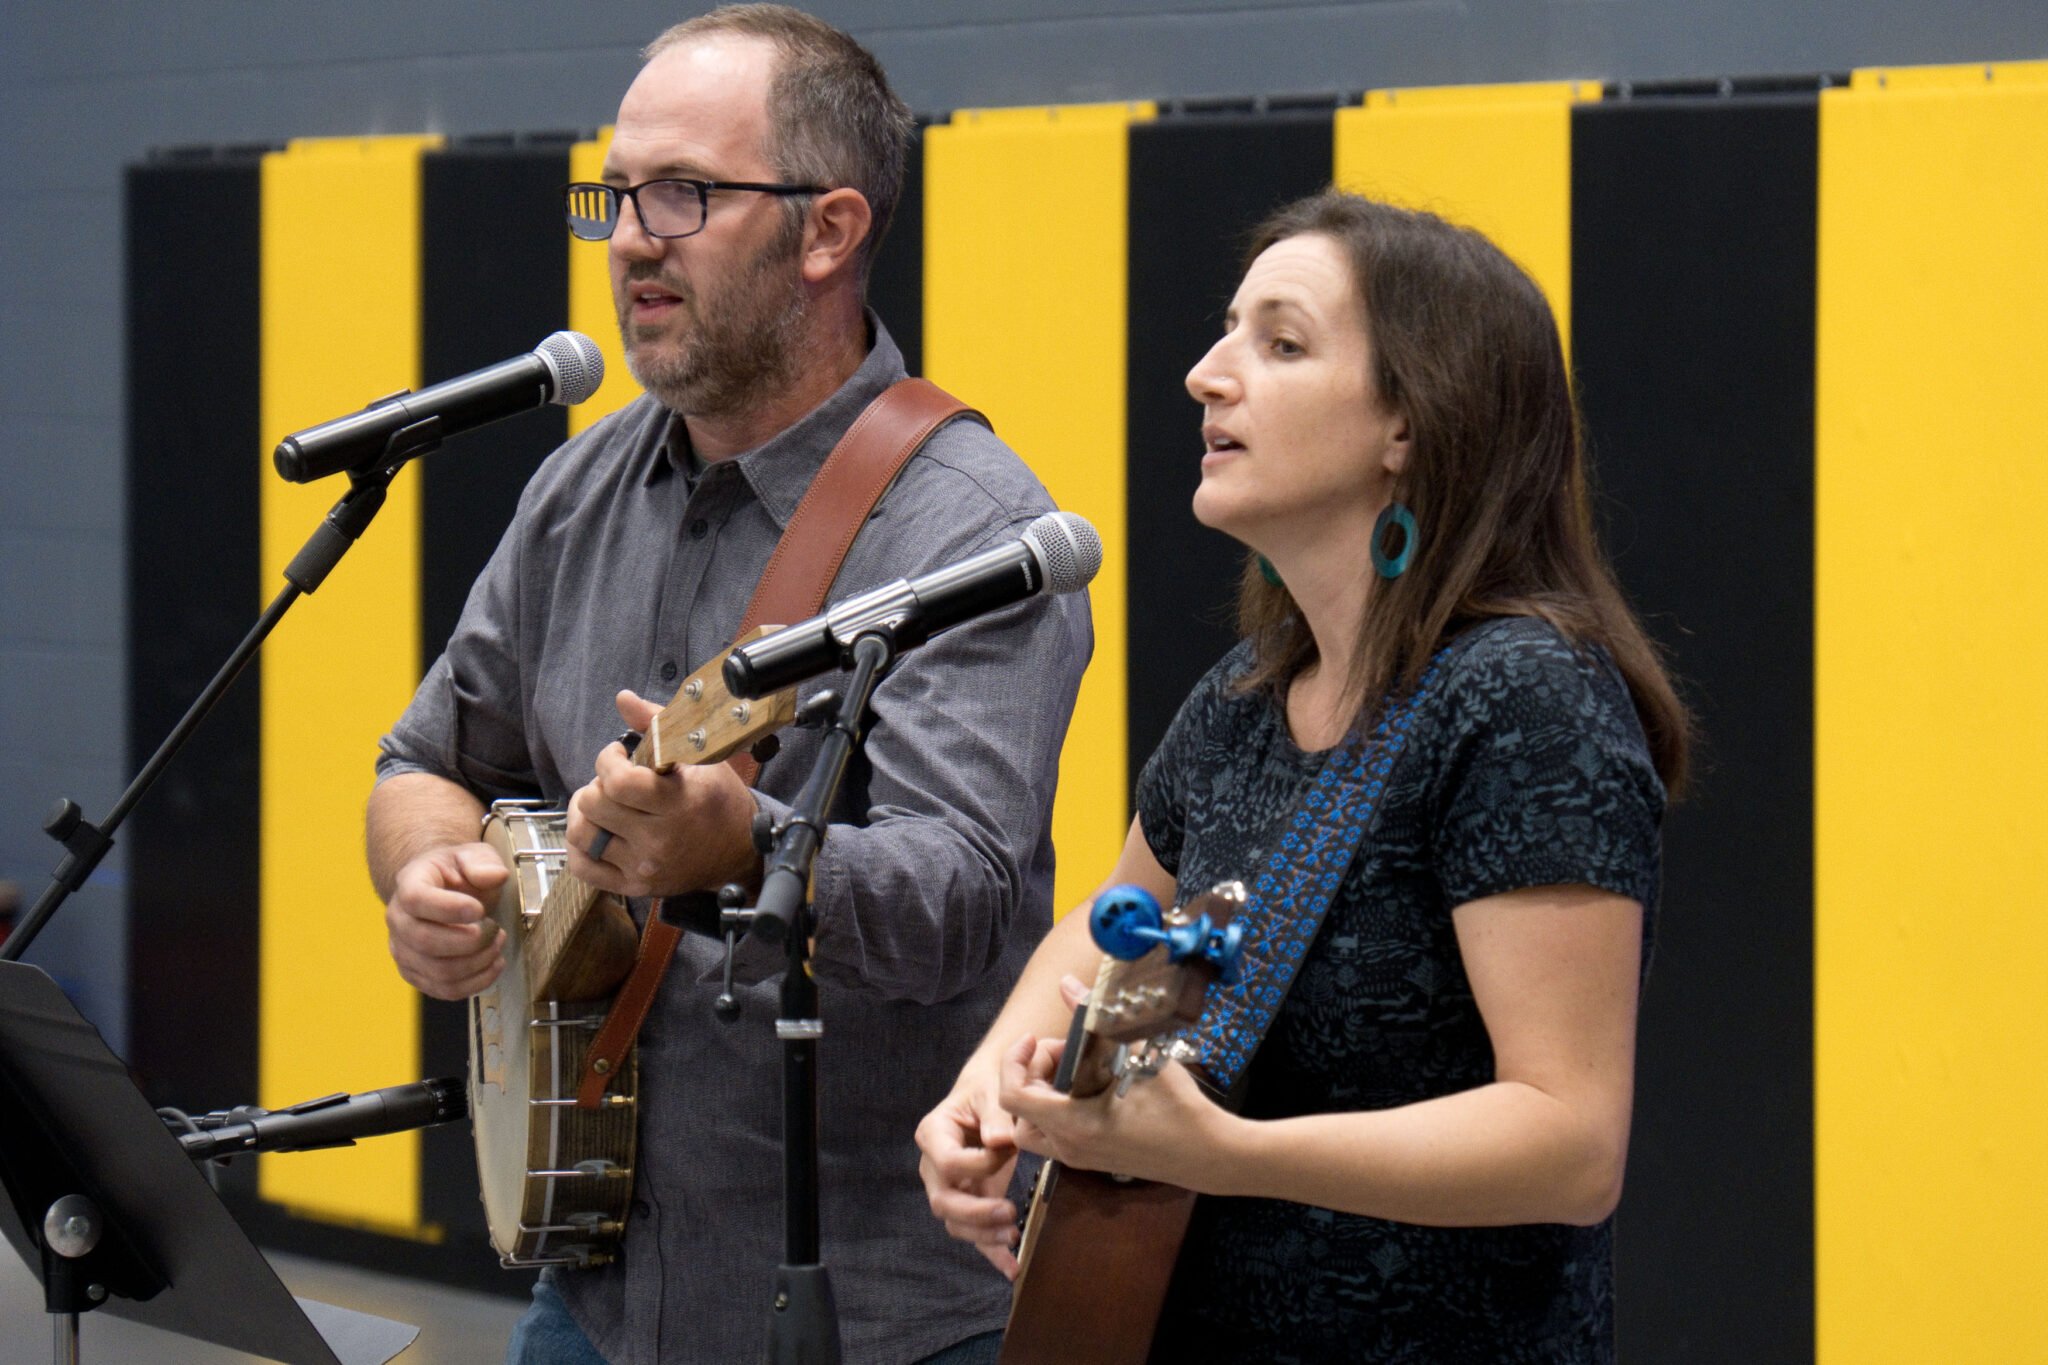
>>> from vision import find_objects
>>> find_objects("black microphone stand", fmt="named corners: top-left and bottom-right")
top-left (725, 631), bottom-right (896, 1365)
top-left (0, 420), bottom-right (443, 965)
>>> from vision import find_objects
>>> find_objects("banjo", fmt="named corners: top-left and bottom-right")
top-left (468, 633), bottom-right (795, 1268)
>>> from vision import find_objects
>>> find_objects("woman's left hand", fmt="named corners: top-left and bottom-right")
top-left (998, 1032), bottom-right (1238, 1192)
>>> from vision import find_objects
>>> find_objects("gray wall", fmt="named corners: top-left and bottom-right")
top-left (1, 0), bottom-right (2042, 1047)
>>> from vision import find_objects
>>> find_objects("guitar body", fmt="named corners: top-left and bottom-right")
top-left (464, 634), bottom-right (796, 1269)
top-left (470, 804), bottom-right (639, 1269)
top-left (997, 880), bottom-right (1245, 1365)
top-left (1000, 1164), bottom-right (1196, 1365)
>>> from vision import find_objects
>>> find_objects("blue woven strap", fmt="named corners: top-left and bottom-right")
top-left (1193, 652), bottom-right (1445, 1097)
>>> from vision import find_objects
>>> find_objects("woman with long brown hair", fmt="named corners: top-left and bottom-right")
top-left (916, 189), bottom-right (1687, 1362)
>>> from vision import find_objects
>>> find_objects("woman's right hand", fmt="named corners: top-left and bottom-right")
top-left (917, 1053), bottom-right (1025, 1278)
top-left (918, 973), bottom-right (1095, 1279)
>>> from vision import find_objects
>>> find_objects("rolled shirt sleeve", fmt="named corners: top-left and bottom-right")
top-left (376, 505), bottom-right (541, 802)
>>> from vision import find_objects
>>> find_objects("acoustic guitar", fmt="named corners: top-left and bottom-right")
top-left (467, 632), bottom-right (795, 1267)
top-left (999, 880), bottom-right (1245, 1365)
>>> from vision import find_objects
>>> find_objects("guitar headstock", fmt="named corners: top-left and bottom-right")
top-left (1066, 880), bottom-right (1245, 1100)
top-left (644, 626), bottom-right (799, 770)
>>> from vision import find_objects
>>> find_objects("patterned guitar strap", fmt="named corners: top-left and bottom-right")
top-left (1193, 648), bottom-right (1449, 1103)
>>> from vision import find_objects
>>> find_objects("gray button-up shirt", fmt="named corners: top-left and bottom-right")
top-left (378, 322), bottom-right (1091, 1364)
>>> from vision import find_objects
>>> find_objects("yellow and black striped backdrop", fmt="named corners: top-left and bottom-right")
top-left (123, 61), bottom-right (2048, 1360)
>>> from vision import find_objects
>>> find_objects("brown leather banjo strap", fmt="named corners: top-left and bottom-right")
top-left (575, 378), bottom-right (985, 1107)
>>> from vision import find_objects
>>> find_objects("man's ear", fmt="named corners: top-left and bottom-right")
top-left (801, 187), bottom-right (873, 284)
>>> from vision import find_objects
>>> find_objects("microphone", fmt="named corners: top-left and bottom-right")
top-left (175, 1078), bottom-right (467, 1161)
top-left (723, 511), bottom-right (1102, 699)
top-left (273, 330), bottom-right (605, 483)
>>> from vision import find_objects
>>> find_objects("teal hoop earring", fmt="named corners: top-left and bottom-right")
top-left (1257, 555), bottom-right (1284, 588)
top-left (1372, 502), bottom-right (1417, 579)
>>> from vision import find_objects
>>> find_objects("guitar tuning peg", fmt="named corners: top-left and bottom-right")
top-left (1203, 920), bottom-right (1247, 984)
top-left (1089, 885), bottom-right (1166, 962)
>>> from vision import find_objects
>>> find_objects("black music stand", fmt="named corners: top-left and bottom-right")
top-left (0, 960), bottom-right (418, 1365)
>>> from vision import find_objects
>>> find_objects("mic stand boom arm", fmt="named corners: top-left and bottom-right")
top-left (1, 422), bottom-right (440, 964)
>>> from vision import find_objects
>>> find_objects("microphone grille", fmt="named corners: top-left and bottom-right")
top-left (1023, 512), bottom-right (1103, 595)
top-left (534, 331), bottom-right (605, 405)
top-left (425, 1076), bottom-right (469, 1123)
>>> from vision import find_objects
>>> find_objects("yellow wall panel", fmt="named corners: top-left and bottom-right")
top-left (1334, 81), bottom-right (1595, 342)
top-left (1849, 60), bottom-right (2048, 93)
top-left (1816, 68), bottom-right (2048, 1363)
top-left (567, 127), bottom-right (646, 433)
top-left (259, 135), bottom-right (440, 1237)
top-left (925, 102), bottom-right (1151, 915)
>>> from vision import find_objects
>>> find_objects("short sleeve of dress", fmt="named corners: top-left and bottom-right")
top-left (1431, 619), bottom-right (1665, 910)
top-left (1135, 642), bottom-right (1258, 877)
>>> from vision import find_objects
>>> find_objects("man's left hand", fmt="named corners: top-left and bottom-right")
top-left (565, 688), bottom-right (759, 897)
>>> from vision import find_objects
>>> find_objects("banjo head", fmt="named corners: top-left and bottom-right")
top-left (470, 804), bottom-right (636, 1268)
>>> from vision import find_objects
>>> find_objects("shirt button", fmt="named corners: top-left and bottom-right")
top-left (632, 1199), bottom-right (652, 1219)
top-left (659, 660), bottom-right (678, 682)
top-left (690, 518), bottom-right (709, 539)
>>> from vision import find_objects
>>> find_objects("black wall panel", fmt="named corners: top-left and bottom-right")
top-left (123, 156), bottom-right (267, 1117)
top-left (868, 123), bottom-right (926, 378)
top-left (419, 141), bottom-right (573, 665)
top-left (1572, 92), bottom-right (1819, 1363)
top-left (1124, 109), bottom-right (1335, 787)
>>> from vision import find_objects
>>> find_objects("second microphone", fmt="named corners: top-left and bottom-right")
top-left (724, 511), bottom-right (1102, 699)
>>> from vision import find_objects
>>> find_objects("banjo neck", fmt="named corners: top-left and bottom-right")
top-left (523, 632), bottom-right (796, 1001)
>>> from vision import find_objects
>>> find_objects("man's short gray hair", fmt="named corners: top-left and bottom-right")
top-left (645, 5), bottom-right (914, 285)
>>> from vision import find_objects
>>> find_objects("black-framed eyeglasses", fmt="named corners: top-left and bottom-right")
top-left (563, 178), bottom-right (826, 241)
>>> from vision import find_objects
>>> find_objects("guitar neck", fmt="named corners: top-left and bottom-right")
top-left (1063, 957), bottom-right (1130, 1100)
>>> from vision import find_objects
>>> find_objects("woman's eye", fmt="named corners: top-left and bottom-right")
top-left (1271, 336), bottom-right (1303, 357)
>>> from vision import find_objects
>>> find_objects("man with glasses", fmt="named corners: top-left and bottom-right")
top-left (368, 8), bottom-right (1089, 1363)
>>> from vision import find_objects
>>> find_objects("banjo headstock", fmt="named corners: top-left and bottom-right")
top-left (644, 626), bottom-right (798, 770)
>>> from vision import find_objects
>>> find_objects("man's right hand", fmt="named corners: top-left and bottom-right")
top-left (384, 842), bottom-right (511, 1000)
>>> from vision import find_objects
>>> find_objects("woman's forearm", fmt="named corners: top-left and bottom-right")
top-left (1200, 1078), bottom-right (1629, 1228)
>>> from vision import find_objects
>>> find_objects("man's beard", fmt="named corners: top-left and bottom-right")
top-left (619, 218), bottom-right (809, 419)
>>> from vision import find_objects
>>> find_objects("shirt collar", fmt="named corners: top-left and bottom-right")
top-left (651, 312), bottom-right (908, 528)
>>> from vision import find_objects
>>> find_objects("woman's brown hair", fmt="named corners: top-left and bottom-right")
top-left (1233, 190), bottom-right (1691, 792)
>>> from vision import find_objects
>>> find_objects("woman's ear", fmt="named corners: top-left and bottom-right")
top-left (1380, 407), bottom-right (1413, 479)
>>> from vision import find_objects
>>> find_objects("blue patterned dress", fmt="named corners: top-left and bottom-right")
top-left (1139, 617), bottom-right (1665, 1363)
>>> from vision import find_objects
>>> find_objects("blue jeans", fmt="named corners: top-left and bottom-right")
top-left (505, 1275), bottom-right (1003, 1365)
top-left (505, 1274), bottom-right (608, 1365)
